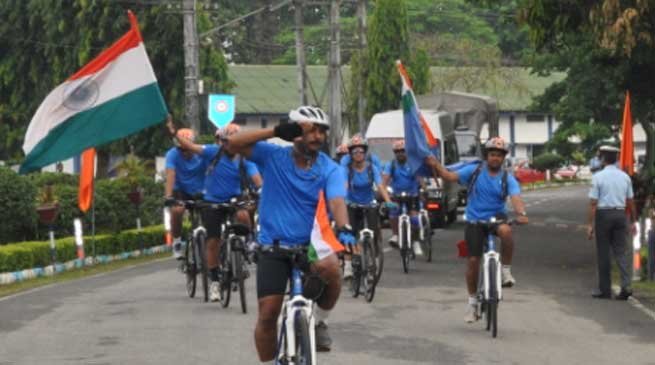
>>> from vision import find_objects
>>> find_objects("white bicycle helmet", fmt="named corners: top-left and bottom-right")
top-left (484, 136), bottom-right (509, 154)
top-left (288, 106), bottom-right (330, 129)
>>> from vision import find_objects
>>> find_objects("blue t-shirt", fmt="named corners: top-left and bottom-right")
top-left (165, 147), bottom-right (207, 195)
top-left (340, 153), bottom-right (382, 170)
top-left (249, 142), bottom-right (346, 246)
top-left (346, 163), bottom-right (382, 205)
top-left (383, 160), bottom-right (419, 195)
top-left (200, 145), bottom-right (259, 203)
top-left (458, 163), bottom-right (520, 220)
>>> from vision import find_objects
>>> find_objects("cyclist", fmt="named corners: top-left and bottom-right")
top-left (425, 136), bottom-right (528, 323)
top-left (225, 106), bottom-right (355, 363)
top-left (164, 127), bottom-right (208, 259)
top-left (169, 122), bottom-right (262, 302)
top-left (339, 133), bottom-right (383, 170)
top-left (343, 134), bottom-right (395, 279)
top-left (381, 139), bottom-right (424, 256)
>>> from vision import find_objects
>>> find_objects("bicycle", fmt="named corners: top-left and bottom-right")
top-left (395, 192), bottom-right (416, 274)
top-left (468, 217), bottom-right (515, 338)
top-left (417, 190), bottom-right (433, 262)
top-left (347, 202), bottom-right (383, 303)
top-left (165, 198), bottom-right (211, 302)
top-left (265, 245), bottom-right (321, 365)
top-left (212, 199), bottom-right (252, 314)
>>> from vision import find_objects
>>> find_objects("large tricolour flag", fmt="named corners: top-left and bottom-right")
top-left (20, 11), bottom-right (167, 174)
top-left (396, 60), bottom-right (439, 176)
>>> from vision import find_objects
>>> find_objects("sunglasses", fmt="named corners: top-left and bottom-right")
top-left (351, 148), bottom-right (366, 155)
top-left (393, 149), bottom-right (406, 154)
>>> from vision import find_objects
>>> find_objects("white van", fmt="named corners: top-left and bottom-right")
top-left (365, 109), bottom-right (462, 227)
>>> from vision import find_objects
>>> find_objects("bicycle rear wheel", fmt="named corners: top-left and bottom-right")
top-left (362, 236), bottom-right (377, 303)
top-left (232, 248), bottom-right (247, 314)
top-left (195, 231), bottom-right (209, 302)
top-left (294, 311), bottom-right (313, 365)
top-left (400, 220), bottom-right (410, 274)
top-left (220, 243), bottom-right (231, 308)
top-left (184, 235), bottom-right (197, 298)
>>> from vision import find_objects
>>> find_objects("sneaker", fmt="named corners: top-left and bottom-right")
top-left (172, 240), bottom-right (184, 260)
top-left (412, 241), bottom-right (424, 256)
top-left (315, 321), bottom-right (332, 352)
top-left (465, 303), bottom-right (479, 323)
top-left (388, 235), bottom-right (399, 249)
top-left (209, 281), bottom-right (221, 302)
top-left (615, 288), bottom-right (633, 301)
top-left (502, 267), bottom-right (516, 288)
top-left (343, 261), bottom-right (353, 279)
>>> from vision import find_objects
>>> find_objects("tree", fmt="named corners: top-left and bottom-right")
top-left (0, 0), bottom-right (233, 166)
top-left (513, 1), bottom-right (655, 183)
top-left (365, 0), bottom-right (410, 118)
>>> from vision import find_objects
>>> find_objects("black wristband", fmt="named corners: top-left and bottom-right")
top-left (274, 123), bottom-right (303, 141)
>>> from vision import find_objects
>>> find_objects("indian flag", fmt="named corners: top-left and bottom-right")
top-left (308, 191), bottom-right (344, 261)
top-left (20, 11), bottom-right (168, 174)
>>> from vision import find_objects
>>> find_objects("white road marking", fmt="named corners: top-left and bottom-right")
top-left (613, 285), bottom-right (655, 322)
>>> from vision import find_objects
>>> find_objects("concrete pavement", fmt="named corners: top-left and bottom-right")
top-left (1, 185), bottom-right (654, 364)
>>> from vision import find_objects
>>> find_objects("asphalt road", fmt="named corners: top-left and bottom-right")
top-left (1, 185), bottom-right (654, 365)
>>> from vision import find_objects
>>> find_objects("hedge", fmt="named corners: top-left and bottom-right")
top-left (0, 225), bottom-right (167, 273)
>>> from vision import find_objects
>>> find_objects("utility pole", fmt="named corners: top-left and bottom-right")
top-left (328, 0), bottom-right (342, 153)
top-left (293, 0), bottom-right (308, 105)
top-left (183, 0), bottom-right (200, 133)
top-left (356, 0), bottom-right (367, 135)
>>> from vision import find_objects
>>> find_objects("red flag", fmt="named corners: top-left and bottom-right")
top-left (78, 148), bottom-right (96, 212)
top-left (619, 91), bottom-right (634, 176)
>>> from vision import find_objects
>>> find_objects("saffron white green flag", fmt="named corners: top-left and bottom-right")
top-left (20, 11), bottom-right (167, 174)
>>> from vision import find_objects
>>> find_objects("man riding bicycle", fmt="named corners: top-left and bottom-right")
top-left (343, 134), bottom-right (394, 279)
top-left (425, 136), bottom-right (528, 323)
top-left (164, 126), bottom-right (208, 259)
top-left (381, 139), bottom-right (424, 256)
top-left (226, 106), bottom-right (355, 363)
top-left (170, 122), bottom-right (263, 302)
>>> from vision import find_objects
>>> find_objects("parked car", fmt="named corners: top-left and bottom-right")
top-left (554, 165), bottom-right (579, 180)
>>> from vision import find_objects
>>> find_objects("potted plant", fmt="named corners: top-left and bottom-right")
top-left (116, 153), bottom-right (152, 206)
top-left (36, 183), bottom-right (59, 225)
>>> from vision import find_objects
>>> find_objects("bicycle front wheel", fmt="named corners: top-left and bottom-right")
top-left (195, 231), bottom-right (209, 303)
top-left (219, 243), bottom-right (231, 308)
top-left (232, 248), bottom-right (247, 314)
top-left (350, 255), bottom-right (362, 298)
top-left (294, 311), bottom-right (313, 365)
top-left (487, 259), bottom-right (499, 337)
top-left (422, 215), bottom-right (433, 262)
top-left (184, 235), bottom-right (197, 298)
top-left (400, 220), bottom-right (410, 274)
top-left (362, 236), bottom-right (377, 303)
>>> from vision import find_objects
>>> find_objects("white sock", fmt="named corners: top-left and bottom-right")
top-left (468, 295), bottom-right (477, 305)
top-left (173, 237), bottom-right (182, 244)
top-left (503, 265), bottom-right (511, 271)
top-left (344, 260), bottom-right (352, 271)
top-left (314, 306), bottom-right (330, 324)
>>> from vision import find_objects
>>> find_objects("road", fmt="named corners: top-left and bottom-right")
top-left (1, 185), bottom-right (654, 364)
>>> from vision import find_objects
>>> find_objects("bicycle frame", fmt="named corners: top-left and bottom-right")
top-left (398, 198), bottom-right (412, 251)
top-left (417, 198), bottom-right (430, 241)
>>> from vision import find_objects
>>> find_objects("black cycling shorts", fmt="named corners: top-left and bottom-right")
top-left (464, 224), bottom-right (491, 258)
top-left (256, 249), bottom-right (295, 298)
top-left (201, 207), bottom-right (229, 240)
top-left (173, 190), bottom-right (194, 201)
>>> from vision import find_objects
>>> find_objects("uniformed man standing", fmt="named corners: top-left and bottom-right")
top-left (586, 145), bottom-right (637, 300)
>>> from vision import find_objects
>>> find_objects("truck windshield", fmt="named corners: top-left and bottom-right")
top-left (455, 133), bottom-right (479, 158)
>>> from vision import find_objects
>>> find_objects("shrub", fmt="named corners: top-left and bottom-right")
top-left (0, 167), bottom-right (37, 244)
top-left (532, 153), bottom-right (565, 172)
top-left (0, 225), bottom-right (168, 272)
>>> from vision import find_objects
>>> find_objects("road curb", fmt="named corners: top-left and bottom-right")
top-left (521, 180), bottom-right (590, 192)
top-left (613, 285), bottom-right (655, 322)
top-left (0, 244), bottom-right (171, 285)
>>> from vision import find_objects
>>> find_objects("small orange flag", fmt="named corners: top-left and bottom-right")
top-left (78, 148), bottom-right (96, 212)
top-left (619, 91), bottom-right (634, 176)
